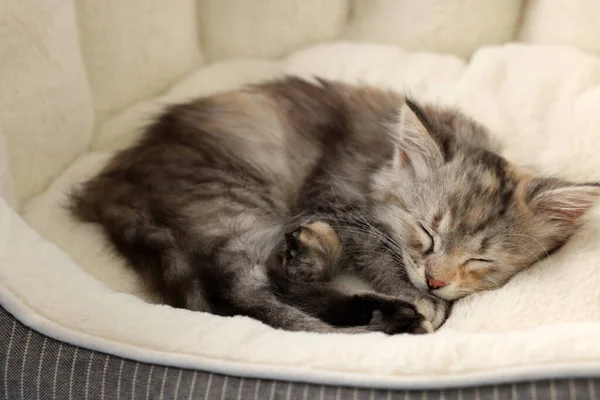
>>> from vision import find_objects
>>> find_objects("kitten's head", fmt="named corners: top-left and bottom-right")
top-left (371, 100), bottom-right (600, 301)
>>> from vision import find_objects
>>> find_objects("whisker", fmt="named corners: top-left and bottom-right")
top-left (504, 233), bottom-right (554, 272)
top-left (505, 233), bottom-right (550, 260)
top-left (505, 241), bottom-right (543, 266)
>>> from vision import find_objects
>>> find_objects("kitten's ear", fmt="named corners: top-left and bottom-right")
top-left (391, 101), bottom-right (444, 178)
top-left (524, 180), bottom-right (600, 224)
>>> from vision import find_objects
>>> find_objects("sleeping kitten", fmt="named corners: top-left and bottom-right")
top-left (70, 77), bottom-right (599, 334)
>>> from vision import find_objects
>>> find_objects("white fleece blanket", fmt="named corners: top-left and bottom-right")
top-left (3, 42), bottom-right (600, 389)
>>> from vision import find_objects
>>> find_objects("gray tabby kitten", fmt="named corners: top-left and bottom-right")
top-left (70, 77), bottom-right (599, 334)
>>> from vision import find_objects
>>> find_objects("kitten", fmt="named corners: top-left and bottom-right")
top-left (70, 77), bottom-right (599, 334)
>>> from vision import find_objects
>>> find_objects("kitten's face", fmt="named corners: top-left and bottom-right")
top-left (371, 102), bottom-right (599, 301)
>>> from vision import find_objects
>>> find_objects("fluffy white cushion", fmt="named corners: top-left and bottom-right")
top-left (76, 0), bottom-right (203, 123)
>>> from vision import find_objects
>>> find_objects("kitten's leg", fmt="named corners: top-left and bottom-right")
top-left (213, 241), bottom-right (429, 334)
top-left (273, 279), bottom-right (431, 334)
top-left (284, 218), bottom-right (450, 329)
top-left (279, 218), bottom-right (441, 331)
top-left (232, 283), bottom-right (429, 334)
top-left (352, 254), bottom-right (452, 330)
top-left (274, 222), bottom-right (431, 334)
top-left (290, 216), bottom-right (450, 329)
top-left (218, 260), bottom-right (424, 334)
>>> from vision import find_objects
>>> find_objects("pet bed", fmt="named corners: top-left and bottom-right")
top-left (2, 1), bottom-right (600, 398)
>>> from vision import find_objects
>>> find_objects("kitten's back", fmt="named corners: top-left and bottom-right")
top-left (69, 77), bottom-right (401, 311)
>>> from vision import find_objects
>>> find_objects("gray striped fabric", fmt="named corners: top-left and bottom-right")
top-left (1, 306), bottom-right (599, 400)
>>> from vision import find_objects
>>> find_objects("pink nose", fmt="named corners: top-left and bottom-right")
top-left (426, 275), bottom-right (447, 290)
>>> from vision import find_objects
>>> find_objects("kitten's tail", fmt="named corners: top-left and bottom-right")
top-left (68, 177), bottom-right (210, 312)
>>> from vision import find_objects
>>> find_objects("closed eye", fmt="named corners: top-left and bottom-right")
top-left (418, 223), bottom-right (434, 255)
top-left (469, 258), bottom-right (492, 263)
top-left (466, 258), bottom-right (493, 269)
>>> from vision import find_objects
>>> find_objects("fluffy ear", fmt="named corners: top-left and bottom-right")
top-left (525, 180), bottom-right (600, 224)
top-left (391, 101), bottom-right (444, 178)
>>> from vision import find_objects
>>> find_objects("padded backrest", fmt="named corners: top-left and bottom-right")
top-left (0, 0), bottom-right (94, 204)
top-left (344, 0), bottom-right (523, 58)
top-left (519, 0), bottom-right (600, 55)
top-left (6, 0), bottom-right (600, 206)
top-left (75, 0), bottom-right (203, 123)
top-left (200, 0), bottom-right (349, 61)
top-left (0, 127), bottom-right (16, 208)
top-left (199, 0), bottom-right (524, 61)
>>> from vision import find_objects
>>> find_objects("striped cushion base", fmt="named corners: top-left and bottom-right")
top-left (1, 306), bottom-right (598, 399)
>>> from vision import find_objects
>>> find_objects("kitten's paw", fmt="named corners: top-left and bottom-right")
top-left (282, 221), bottom-right (341, 282)
top-left (413, 295), bottom-right (450, 330)
top-left (353, 294), bottom-right (430, 335)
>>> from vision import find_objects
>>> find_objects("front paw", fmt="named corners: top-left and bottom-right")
top-left (351, 294), bottom-right (431, 335)
top-left (413, 295), bottom-right (450, 330)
